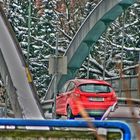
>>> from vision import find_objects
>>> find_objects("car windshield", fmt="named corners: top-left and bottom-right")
top-left (80, 84), bottom-right (112, 93)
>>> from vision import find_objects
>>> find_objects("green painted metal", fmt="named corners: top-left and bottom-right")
top-left (57, 0), bottom-right (136, 90)
top-left (84, 21), bottom-right (106, 42)
top-left (101, 5), bottom-right (124, 23)
top-left (68, 42), bottom-right (89, 68)
top-left (119, 0), bottom-right (136, 7)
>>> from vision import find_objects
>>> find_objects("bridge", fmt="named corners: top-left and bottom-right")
top-left (43, 0), bottom-right (137, 101)
top-left (0, 0), bottom-right (138, 120)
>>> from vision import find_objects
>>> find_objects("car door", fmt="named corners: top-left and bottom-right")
top-left (56, 81), bottom-right (69, 115)
top-left (65, 81), bottom-right (75, 104)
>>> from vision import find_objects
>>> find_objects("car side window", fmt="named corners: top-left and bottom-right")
top-left (60, 82), bottom-right (69, 93)
top-left (66, 82), bottom-right (75, 92)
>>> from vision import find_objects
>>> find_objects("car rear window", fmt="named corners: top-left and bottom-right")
top-left (79, 84), bottom-right (112, 93)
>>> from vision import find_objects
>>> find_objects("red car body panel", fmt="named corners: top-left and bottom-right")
top-left (56, 79), bottom-right (117, 117)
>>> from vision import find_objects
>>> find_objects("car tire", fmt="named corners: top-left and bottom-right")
top-left (67, 106), bottom-right (74, 119)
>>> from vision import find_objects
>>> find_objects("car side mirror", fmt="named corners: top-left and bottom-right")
top-left (57, 91), bottom-right (60, 96)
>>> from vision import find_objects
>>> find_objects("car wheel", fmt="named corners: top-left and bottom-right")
top-left (67, 106), bottom-right (74, 119)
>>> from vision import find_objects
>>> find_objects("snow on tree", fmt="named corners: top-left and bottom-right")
top-left (78, 1), bottom-right (140, 79)
top-left (2, 0), bottom-right (140, 98)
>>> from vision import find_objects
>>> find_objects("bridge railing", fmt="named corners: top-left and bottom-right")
top-left (106, 75), bottom-right (139, 99)
top-left (0, 118), bottom-right (132, 140)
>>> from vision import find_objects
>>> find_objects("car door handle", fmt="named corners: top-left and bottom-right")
top-left (66, 92), bottom-right (71, 96)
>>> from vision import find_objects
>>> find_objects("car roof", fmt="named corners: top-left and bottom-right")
top-left (69, 79), bottom-right (111, 86)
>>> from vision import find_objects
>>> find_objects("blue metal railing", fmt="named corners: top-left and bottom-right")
top-left (0, 118), bottom-right (131, 140)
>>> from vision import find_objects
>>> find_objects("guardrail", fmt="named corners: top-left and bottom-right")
top-left (106, 75), bottom-right (139, 99)
top-left (0, 118), bottom-right (131, 140)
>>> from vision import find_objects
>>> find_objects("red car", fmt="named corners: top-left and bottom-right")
top-left (55, 79), bottom-right (117, 119)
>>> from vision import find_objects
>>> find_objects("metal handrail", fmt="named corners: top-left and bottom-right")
top-left (0, 118), bottom-right (131, 140)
